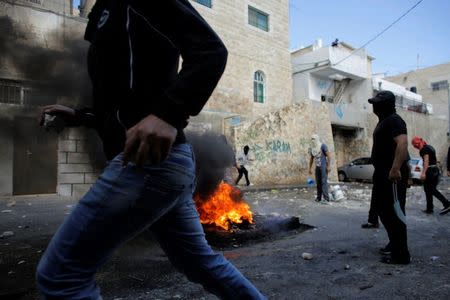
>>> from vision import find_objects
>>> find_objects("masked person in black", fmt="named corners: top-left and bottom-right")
top-left (36, 1), bottom-right (266, 299)
top-left (369, 91), bottom-right (411, 264)
top-left (411, 136), bottom-right (450, 215)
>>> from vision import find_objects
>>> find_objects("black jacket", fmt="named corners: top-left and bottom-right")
top-left (73, 0), bottom-right (228, 159)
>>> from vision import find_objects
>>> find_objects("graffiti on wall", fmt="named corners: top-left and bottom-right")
top-left (265, 140), bottom-right (291, 154)
top-left (250, 139), bottom-right (292, 162)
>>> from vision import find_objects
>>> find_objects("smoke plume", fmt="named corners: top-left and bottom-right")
top-left (186, 132), bottom-right (236, 199)
top-left (0, 15), bottom-right (91, 106)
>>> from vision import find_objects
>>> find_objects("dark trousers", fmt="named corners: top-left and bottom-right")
top-left (236, 166), bottom-right (250, 186)
top-left (423, 166), bottom-right (449, 211)
top-left (315, 166), bottom-right (329, 201)
top-left (367, 189), bottom-right (379, 225)
top-left (372, 166), bottom-right (410, 260)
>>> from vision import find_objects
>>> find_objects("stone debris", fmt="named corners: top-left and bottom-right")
top-left (17, 260), bottom-right (26, 265)
top-left (345, 264), bottom-right (350, 270)
top-left (0, 231), bottom-right (14, 239)
top-left (302, 252), bottom-right (313, 260)
top-left (430, 256), bottom-right (440, 261)
top-left (1, 210), bottom-right (12, 213)
top-left (6, 200), bottom-right (16, 207)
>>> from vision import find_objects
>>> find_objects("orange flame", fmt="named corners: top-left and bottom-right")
top-left (194, 182), bottom-right (253, 230)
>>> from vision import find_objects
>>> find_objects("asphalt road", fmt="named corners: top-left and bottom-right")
top-left (1, 181), bottom-right (449, 299)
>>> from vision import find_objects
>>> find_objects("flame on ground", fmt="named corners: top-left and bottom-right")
top-left (194, 182), bottom-right (253, 230)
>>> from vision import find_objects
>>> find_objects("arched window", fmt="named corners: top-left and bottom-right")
top-left (253, 71), bottom-right (265, 103)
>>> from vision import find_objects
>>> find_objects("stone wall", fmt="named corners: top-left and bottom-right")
top-left (57, 128), bottom-right (103, 197)
top-left (231, 102), bottom-right (337, 185)
top-left (398, 110), bottom-right (449, 165)
top-left (332, 127), bottom-right (372, 168)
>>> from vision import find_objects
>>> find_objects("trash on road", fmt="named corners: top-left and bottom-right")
top-left (0, 231), bottom-right (14, 239)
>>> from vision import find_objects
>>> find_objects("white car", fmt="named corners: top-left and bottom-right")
top-left (408, 158), bottom-right (423, 184)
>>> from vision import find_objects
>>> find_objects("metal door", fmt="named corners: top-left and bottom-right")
top-left (13, 116), bottom-right (57, 195)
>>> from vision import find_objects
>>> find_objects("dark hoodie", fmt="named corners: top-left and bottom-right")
top-left (370, 100), bottom-right (409, 170)
top-left (70, 0), bottom-right (228, 159)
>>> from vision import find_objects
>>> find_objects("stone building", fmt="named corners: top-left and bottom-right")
top-left (291, 40), bottom-right (445, 174)
top-left (291, 40), bottom-right (375, 169)
top-left (387, 62), bottom-right (450, 163)
top-left (0, 0), bottom-right (91, 196)
top-left (0, 0), bottom-right (296, 196)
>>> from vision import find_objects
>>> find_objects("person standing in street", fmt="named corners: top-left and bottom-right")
top-left (411, 136), bottom-right (450, 215)
top-left (361, 191), bottom-right (380, 228)
top-left (308, 134), bottom-right (331, 202)
top-left (235, 145), bottom-right (252, 186)
top-left (35, 1), bottom-right (266, 299)
top-left (369, 90), bottom-right (410, 264)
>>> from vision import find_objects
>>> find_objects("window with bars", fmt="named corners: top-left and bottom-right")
top-left (193, 0), bottom-right (212, 8)
top-left (0, 80), bottom-right (27, 105)
top-left (431, 80), bottom-right (448, 91)
top-left (248, 6), bottom-right (269, 32)
top-left (253, 71), bottom-right (265, 103)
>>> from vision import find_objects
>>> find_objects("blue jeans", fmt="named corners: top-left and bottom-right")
top-left (36, 143), bottom-right (265, 300)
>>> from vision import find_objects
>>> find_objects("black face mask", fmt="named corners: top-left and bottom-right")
top-left (372, 102), bottom-right (395, 119)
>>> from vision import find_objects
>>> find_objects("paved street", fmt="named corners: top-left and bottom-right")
top-left (1, 181), bottom-right (450, 299)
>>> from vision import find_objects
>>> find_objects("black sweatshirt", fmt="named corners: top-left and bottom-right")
top-left (72, 0), bottom-right (228, 159)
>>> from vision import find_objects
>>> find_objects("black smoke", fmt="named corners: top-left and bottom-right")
top-left (186, 132), bottom-right (236, 199)
top-left (0, 15), bottom-right (91, 107)
top-left (0, 15), bottom-right (106, 168)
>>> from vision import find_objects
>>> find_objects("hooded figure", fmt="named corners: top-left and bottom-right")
top-left (367, 90), bottom-right (411, 265)
top-left (309, 134), bottom-right (322, 157)
top-left (411, 136), bottom-right (450, 215)
top-left (369, 90), bottom-right (396, 120)
top-left (308, 134), bottom-right (330, 202)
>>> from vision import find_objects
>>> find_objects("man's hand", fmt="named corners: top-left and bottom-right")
top-left (123, 114), bottom-right (177, 166)
top-left (389, 167), bottom-right (401, 182)
top-left (326, 166), bottom-right (331, 174)
top-left (420, 172), bottom-right (426, 181)
top-left (39, 104), bottom-right (75, 126)
top-left (309, 169), bottom-right (313, 175)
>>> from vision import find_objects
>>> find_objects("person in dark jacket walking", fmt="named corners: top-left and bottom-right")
top-left (368, 90), bottom-right (411, 265)
top-left (412, 136), bottom-right (450, 215)
top-left (36, 1), bottom-right (266, 299)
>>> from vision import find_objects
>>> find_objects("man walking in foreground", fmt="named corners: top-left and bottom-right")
top-left (369, 91), bottom-right (411, 264)
top-left (36, 1), bottom-right (266, 299)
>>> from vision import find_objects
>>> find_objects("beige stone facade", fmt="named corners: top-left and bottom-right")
top-left (387, 62), bottom-right (450, 163)
top-left (387, 62), bottom-right (450, 124)
top-left (189, 0), bottom-right (292, 126)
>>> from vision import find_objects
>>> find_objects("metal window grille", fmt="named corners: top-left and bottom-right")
top-left (193, 0), bottom-right (212, 8)
top-left (431, 80), bottom-right (448, 91)
top-left (395, 96), bottom-right (430, 114)
top-left (0, 80), bottom-right (28, 105)
top-left (248, 6), bottom-right (269, 32)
